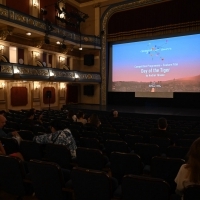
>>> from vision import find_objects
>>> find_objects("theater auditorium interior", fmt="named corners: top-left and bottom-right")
top-left (0, 0), bottom-right (200, 199)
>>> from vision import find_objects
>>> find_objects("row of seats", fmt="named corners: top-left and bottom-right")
top-left (1, 155), bottom-right (200, 200)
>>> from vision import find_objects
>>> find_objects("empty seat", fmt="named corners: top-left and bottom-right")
top-left (110, 152), bottom-right (142, 183)
top-left (28, 159), bottom-right (71, 200)
top-left (76, 147), bottom-right (107, 170)
top-left (71, 167), bottom-right (114, 200)
top-left (115, 175), bottom-right (170, 200)
top-left (0, 155), bottom-right (30, 197)
top-left (151, 156), bottom-right (185, 193)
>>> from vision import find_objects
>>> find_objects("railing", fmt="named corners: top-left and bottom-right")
top-left (0, 62), bottom-right (101, 83)
top-left (0, 4), bottom-right (101, 47)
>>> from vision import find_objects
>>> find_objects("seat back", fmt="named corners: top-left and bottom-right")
top-left (122, 175), bottom-right (170, 200)
top-left (124, 134), bottom-right (143, 150)
top-left (44, 144), bottom-right (71, 169)
top-left (166, 146), bottom-right (189, 159)
top-left (71, 167), bottom-right (112, 200)
top-left (18, 130), bottom-right (34, 141)
top-left (76, 147), bottom-right (105, 170)
top-left (0, 137), bottom-right (19, 154)
top-left (105, 140), bottom-right (129, 157)
top-left (28, 160), bottom-right (66, 200)
top-left (102, 132), bottom-right (122, 142)
top-left (79, 137), bottom-right (101, 150)
top-left (150, 136), bottom-right (170, 154)
top-left (20, 140), bottom-right (44, 161)
top-left (134, 143), bottom-right (160, 165)
top-left (183, 185), bottom-right (200, 200)
top-left (151, 156), bottom-right (185, 192)
top-left (110, 152), bottom-right (142, 183)
top-left (0, 155), bottom-right (26, 196)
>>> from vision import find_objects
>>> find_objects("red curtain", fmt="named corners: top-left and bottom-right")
top-left (11, 87), bottom-right (28, 106)
top-left (6, 0), bottom-right (29, 14)
top-left (108, 0), bottom-right (200, 35)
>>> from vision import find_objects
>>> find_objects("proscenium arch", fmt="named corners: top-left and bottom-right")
top-left (100, 0), bottom-right (172, 105)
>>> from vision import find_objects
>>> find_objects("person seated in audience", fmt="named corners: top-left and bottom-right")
top-left (0, 115), bottom-right (20, 139)
top-left (76, 110), bottom-right (87, 125)
top-left (67, 110), bottom-right (77, 123)
top-left (0, 110), bottom-right (6, 116)
top-left (33, 119), bottom-right (77, 158)
top-left (29, 108), bottom-right (43, 124)
top-left (151, 117), bottom-right (176, 145)
top-left (175, 138), bottom-right (200, 197)
top-left (113, 110), bottom-right (119, 118)
top-left (88, 113), bottom-right (101, 127)
top-left (0, 140), bottom-right (24, 160)
top-left (22, 111), bottom-right (36, 127)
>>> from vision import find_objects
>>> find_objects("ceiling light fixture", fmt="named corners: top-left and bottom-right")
top-left (26, 32), bottom-right (31, 36)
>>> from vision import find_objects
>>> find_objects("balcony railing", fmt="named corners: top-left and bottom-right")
top-left (0, 62), bottom-right (101, 83)
top-left (0, 4), bottom-right (101, 48)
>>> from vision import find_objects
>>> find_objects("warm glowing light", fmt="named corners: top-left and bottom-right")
top-left (26, 32), bottom-right (31, 36)
top-left (33, 1), bottom-right (38, 7)
top-left (49, 71), bottom-right (54, 77)
top-left (14, 68), bottom-right (20, 74)
top-left (0, 45), bottom-right (4, 50)
top-left (60, 13), bottom-right (65, 18)
top-left (56, 41), bottom-right (60, 45)
top-left (33, 51), bottom-right (40, 59)
top-left (60, 57), bottom-right (65, 62)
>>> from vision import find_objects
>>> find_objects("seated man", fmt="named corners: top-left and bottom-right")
top-left (0, 115), bottom-right (21, 139)
top-left (33, 119), bottom-right (77, 158)
top-left (151, 117), bottom-right (176, 145)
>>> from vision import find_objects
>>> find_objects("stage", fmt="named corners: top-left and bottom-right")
top-left (63, 104), bottom-right (200, 118)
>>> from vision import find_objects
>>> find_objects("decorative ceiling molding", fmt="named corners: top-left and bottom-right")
top-left (32, 37), bottom-right (45, 49)
top-left (0, 26), bottom-right (14, 40)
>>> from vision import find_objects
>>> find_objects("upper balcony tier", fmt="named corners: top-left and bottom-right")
top-left (0, 4), bottom-right (101, 50)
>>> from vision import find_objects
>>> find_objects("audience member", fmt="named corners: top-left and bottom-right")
top-left (23, 111), bottom-right (36, 127)
top-left (0, 115), bottom-right (20, 139)
top-left (88, 113), bottom-right (101, 127)
top-left (175, 138), bottom-right (200, 196)
top-left (33, 119), bottom-right (77, 158)
top-left (76, 111), bottom-right (87, 124)
top-left (0, 140), bottom-right (24, 160)
top-left (113, 110), bottom-right (119, 118)
top-left (151, 117), bottom-right (176, 145)
top-left (67, 110), bottom-right (77, 123)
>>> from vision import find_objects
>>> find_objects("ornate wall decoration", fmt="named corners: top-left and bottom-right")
top-left (0, 29), bottom-right (12, 40)
top-left (16, 66), bottom-right (49, 76)
top-left (33, 38), bottom-right (44, 49)
top-left (0, 65), bottom-right (12, 73)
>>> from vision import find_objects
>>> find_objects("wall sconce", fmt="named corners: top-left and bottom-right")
top-left (33, 0), bottom-right (39, 7)
top-left (59, 13), bottom-right (65, 19)
top-left (0, 82), bottom-right (5, 89)
top-left (14, 68), bottom-right (20, 74)
top-left (49, 70), bottom-right (55, 80)
top-left (59, 56), bottom-right (65, 63)
top-left (74, 73), bottom-right (80, 81)
top-left (0, 45), bottom-right (4, 54)
top-left (60, 83), bottom-right (65, 90)
top-left (33, 51), bottom-right (40, 60)
top-left (34, 82), bottom-right (40, 89)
